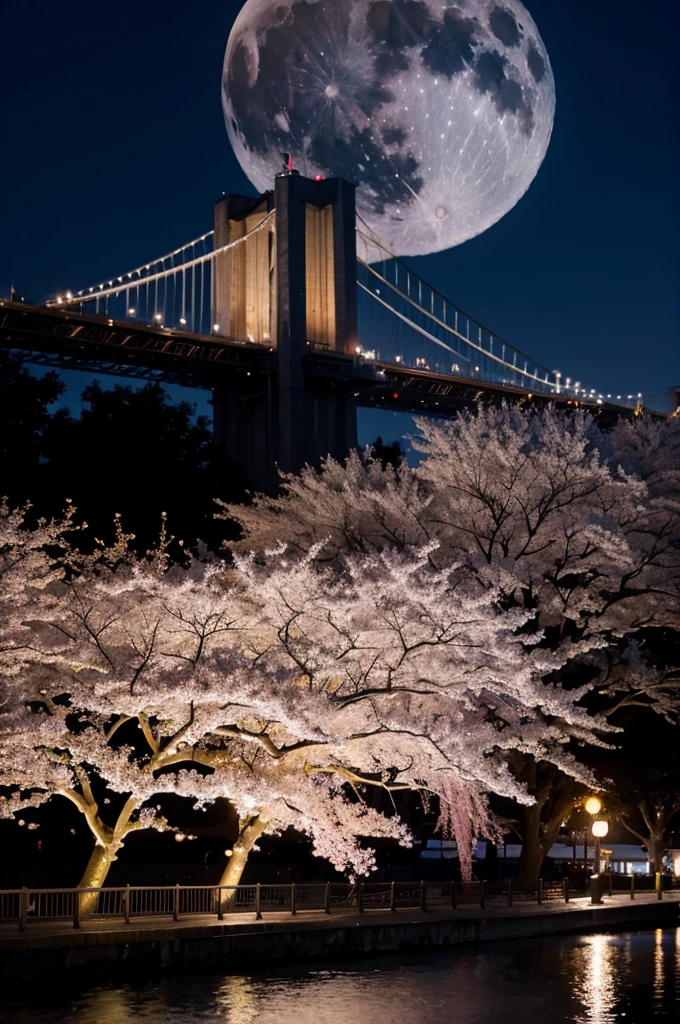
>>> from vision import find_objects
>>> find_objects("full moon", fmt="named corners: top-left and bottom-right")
top-left (223, 0), bottom-right (555, 258)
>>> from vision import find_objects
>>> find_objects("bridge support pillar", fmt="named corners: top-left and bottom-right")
top-left (212, 380), bottom-right (357, 495)
top-left (212, 377), bottom-right (277, 495)
top-left (212, 172), bottom-right (360, 491)
top-left (274, 172), bottom-right (358, 476)
top-left (212, 192), bottom-right (276, 344)
top-left (295, 385), bottom-right (358, 475)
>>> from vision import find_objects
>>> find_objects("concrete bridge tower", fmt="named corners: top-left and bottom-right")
top-left (212, 171), bottom-right (359, 491)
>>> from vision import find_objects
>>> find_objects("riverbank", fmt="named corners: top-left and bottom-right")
top-left (1, 892), bottom-right (677, 981)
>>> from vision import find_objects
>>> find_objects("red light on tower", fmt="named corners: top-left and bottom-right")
top-left (392, 391), bottom-right (399, 400)
top-left (314, 174), bottom-right (324, 181)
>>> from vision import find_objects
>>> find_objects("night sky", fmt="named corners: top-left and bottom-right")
top-left (0, 0), bottom-right (678, 434)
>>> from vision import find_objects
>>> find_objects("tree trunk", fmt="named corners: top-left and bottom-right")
top-left (485, 841), bottom-right (499, 881)
top-left (512, 803), bottom-right (564, 890)
top-left (648, 832), bottom-right (665, 875)
top-left (77, 844), bottom-right (114, 917)
top-left (512, 804), bottom-right (545, 889)
top-left (219, 815), bottom-right (268, 888)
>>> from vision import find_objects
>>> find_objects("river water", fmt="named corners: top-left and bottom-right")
top-left (3, 928), bottom-right (679, 1024)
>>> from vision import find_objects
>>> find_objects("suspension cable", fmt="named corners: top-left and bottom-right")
top-left (357, 225), bottom-right (553, 380)
top-left (49, 214), bottom-right (275, 308)
top-left (358, 263), bottom-right (553, 387)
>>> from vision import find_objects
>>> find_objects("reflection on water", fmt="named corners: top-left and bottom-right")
top-left (574, 933), bottom-right (619, 1024)
top-left (654, 927), bottom-right (665, 1005)
top-left (2, 929), bottom-right (679, 1024)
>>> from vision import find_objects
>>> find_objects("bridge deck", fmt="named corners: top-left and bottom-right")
top-left (1, 300), bottom-right (639, 421)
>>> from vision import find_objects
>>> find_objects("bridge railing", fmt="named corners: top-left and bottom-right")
top-left (0, 879), bottom-right (592, 931)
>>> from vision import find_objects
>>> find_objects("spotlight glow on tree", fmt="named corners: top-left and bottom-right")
top-left (222, 407), bottom-right (680, 885)
top-left (2, 408), bottom-right (679, 898)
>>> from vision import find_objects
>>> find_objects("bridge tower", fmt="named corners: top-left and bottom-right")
top-left (212, 172), bottom-right (359, 492)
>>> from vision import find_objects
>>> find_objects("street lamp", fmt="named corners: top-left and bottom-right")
top-left (588, 819), bottom-right (609, 905)
top-left (584, 796), bottom-right (604, 871)
top-left (592, 820), bottom-right (609, 875)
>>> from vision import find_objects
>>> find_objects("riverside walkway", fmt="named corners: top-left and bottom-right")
top-left (0, 889), bottom-right (676, 939)
top-left (1, 884), bottom-right (677, 980)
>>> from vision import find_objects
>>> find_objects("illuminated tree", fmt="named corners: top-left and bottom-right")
top-left (5, 403), bottom-right (679, 900)
top-left (592, 642), bottom-right (680, 874)
top-left (0, 496), bottom-right (602, 900)
top-left (221, 407), bottom-right (680, 885)
top-left (0, 513), bottom-right (414, 904)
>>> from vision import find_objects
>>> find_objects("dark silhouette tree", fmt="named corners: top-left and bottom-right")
top-left (365, 436), bottom-right (403, 469)
top-left (0, 352), bottom-right (67, 500)
top-left (39, 380), bottom-right (246, 552)
top-left (0, 358), bottom-right (246, 553)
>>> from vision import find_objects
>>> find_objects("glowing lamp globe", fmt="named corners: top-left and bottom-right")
top-left (222, 0), bottom-right (555, 258)
top-left (591, 820), bottom-right (609, 839)
top-left (585, 796), bottom-right (602, 816)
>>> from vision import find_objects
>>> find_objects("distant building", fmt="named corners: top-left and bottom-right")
top-left (422, 839), bottom-right (653, 874)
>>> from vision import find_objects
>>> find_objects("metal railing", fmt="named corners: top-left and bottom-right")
top-left (0, 878), bottom-right (594, 932)
top-left (607, 872), bottom-right (675, 898)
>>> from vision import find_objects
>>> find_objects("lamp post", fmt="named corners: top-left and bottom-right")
top-left (584, 797), bottom-right (603, 873)
top-left (592, 820), bottom-right (609, 875)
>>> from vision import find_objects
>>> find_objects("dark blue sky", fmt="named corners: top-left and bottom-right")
top-left (1, 0), bottom-right (678, 429)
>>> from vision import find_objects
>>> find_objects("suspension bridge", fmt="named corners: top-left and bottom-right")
top-left (0, 171), bottom-right (652, 489)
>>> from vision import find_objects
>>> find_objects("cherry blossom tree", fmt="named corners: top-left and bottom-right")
top-left (0, 515), bottom-right (418, 907)
top-left (588, 639), bottom-right (680, 874)
top-left (5, 404), bottom-right (679, 899)
top-left (219, 447), bottom-right (430, 559)
top-left (414, 409), bottom-right (680, 884)
top-left (0, 496), bottom-right (605, 901)
top-left (220, 407), bottom-right (680, 885)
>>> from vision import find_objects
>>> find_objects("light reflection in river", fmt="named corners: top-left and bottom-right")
top-left (2, 929), bottom-right (678, 1024)
top-left (214, 976), bottom-right (260, 1024)
top-left (572, 933), bottom-right (618, 1024)
top-left (654, 927), bottom-right (666, 1006)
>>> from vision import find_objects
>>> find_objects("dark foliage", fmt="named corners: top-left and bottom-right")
top-left (365, 435), bottom-right (404, 469)
top-left (0, 358), bottom-right (246, 554)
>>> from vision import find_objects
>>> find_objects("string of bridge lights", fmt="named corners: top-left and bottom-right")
top-left (47, 213), bottom-right (275, 310)
top-left (47, 230), bottom-right (214, 308)
top-left (357, 223), bottom-right (644, 408)
top-left (359, 277), bottom-right (641, 405)
top-left (359, 258), bottom-right (557, 392)
top-left (46, 213), bottom-right (645, 409)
